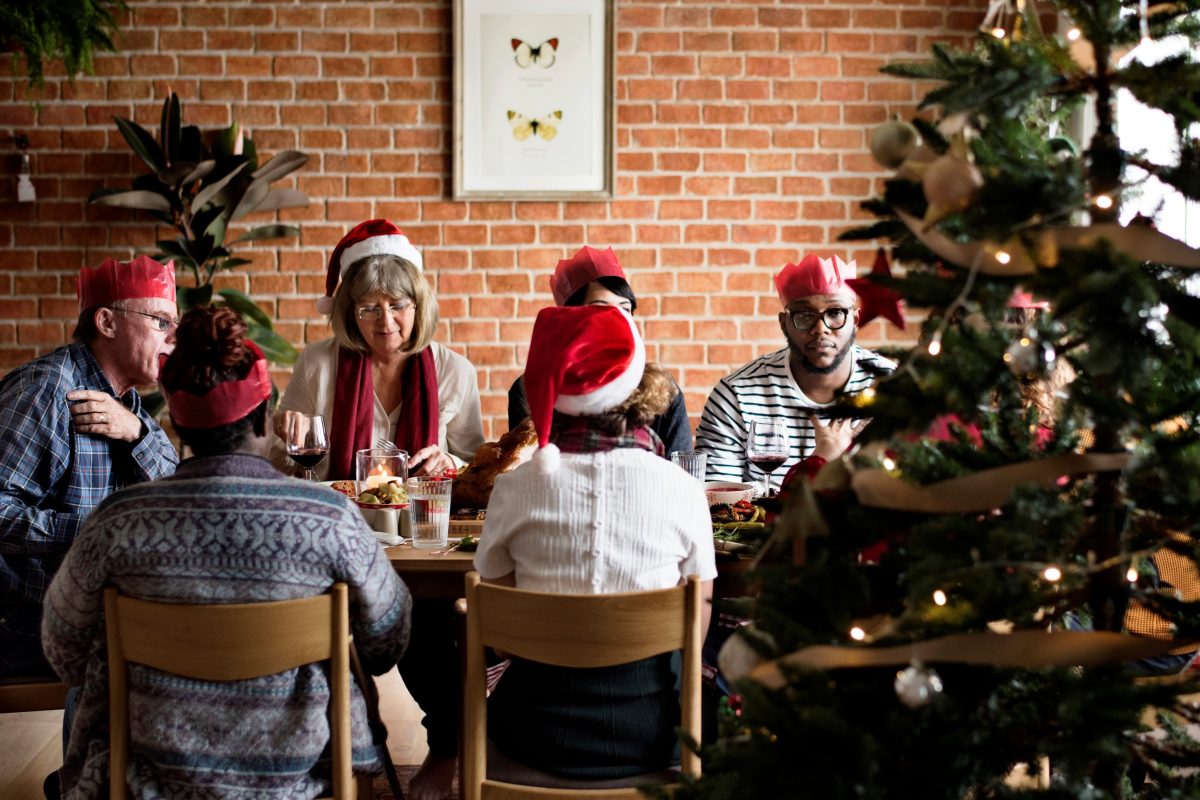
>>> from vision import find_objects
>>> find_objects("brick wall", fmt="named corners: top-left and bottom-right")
top-left (0, 0), bottom-right (987, 439)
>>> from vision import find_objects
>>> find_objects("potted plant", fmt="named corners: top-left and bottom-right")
top-left (90, 91), bottom-right (308, 366)
top-left (1, 0), bottom-right (125, 88)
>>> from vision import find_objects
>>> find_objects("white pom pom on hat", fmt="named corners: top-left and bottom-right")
top-left (318, 219), bottom-right (423, 314)
top-left (524, 305), bottom-right (646, 472)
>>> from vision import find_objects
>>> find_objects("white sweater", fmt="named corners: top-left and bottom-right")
top-left (272, 338), bottom-right (485, 480)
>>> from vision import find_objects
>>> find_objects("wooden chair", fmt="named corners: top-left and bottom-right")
top-left (0, 677), bottom-right (69, 713)
top-left (104, 584), bottom-right (374, 800)
top-left (463, 571), bottom-right (703, 800)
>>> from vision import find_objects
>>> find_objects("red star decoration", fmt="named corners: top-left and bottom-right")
top-left (847, 248), bottom-right (905, 330)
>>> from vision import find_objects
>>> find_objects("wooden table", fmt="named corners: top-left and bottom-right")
top-left (385, 544), bottom-right (475, 599)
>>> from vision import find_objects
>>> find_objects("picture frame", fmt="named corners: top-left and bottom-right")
top-left (453, 0), bottom-right (615, 200)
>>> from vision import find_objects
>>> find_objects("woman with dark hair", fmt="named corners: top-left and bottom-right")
top-left (507, 245), bottom-right (693, 457)
top-left (273, 219), bottom-right (485, 479)
top-left (477, 305), bottom-right (716, 780)
top-left (41, 306), bottom-right (411, 799)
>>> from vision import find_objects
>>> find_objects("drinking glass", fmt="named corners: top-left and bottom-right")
top-left (670, 450), bottom-right (707, 481)
top-left (285, 413), bottom-right (328, 481)
top-left (408, 477), bottom-right (452, 550)
top-left (746, 419), bottom-right (788, 498)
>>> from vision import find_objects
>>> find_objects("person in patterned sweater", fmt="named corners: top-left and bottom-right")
top-left (696, 254), bottom-right (895, 492)
top-left (42, 306), bottom-right (411, 799)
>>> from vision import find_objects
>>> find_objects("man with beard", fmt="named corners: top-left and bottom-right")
top-left (696, 254), bottom-right (894, 491)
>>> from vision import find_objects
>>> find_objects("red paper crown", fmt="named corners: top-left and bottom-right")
top-left (161, 340), bottom-right (273, 429)
top-left (549, 245), bottom-right (626, 306)
top-left (524, 305), bottom-right (645, 472)
top-left (77, 255), bottom-right (176, 312)
top-left (318, 219), bottom-right (422, 314)
top-left (774, 254), bottom-right (856, 306)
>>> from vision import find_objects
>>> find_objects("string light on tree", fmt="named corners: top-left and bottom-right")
top-left (933, 589), bottom-right (948, 606)
top-left (849, 626), bottom-right (866, 642)
top-left (1043, 566), bottom-right (1062, 582)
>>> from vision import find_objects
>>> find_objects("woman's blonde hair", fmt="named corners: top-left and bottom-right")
top-left (330, 254), bottom-right (439, 354)
top-left (555, 362), bottom-right (677, 437)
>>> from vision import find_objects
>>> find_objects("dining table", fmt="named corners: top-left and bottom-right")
top-left (385, 542), bottom-right (476, 599)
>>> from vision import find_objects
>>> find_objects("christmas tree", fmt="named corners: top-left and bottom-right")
top-left (678, 2), bottom-right (1200, 797)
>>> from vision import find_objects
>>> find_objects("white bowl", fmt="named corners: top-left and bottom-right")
top-left (704, 481), bottom-right (756, 506)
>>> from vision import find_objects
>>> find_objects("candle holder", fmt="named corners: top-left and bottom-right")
top-left (355, 448), bottom-right (409, 496)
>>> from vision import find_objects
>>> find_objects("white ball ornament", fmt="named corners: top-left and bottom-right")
top-left (894, 660), bottom-right (944, 708)
top-left (870, 118), bottom-right (922, 170)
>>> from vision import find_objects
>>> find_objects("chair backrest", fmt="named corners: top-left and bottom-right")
top-left (463, 572), bottom-right (703, 800)
top-left (103, 584), bottom-right (353, 800)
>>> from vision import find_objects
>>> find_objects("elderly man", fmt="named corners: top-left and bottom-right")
top-left (696, 253), bottom-right (895, 491)
top-left (0, 255), bottom-right (180, 678)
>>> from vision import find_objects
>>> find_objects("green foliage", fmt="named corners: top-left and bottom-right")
top-left (0, 0), bottom-right (124, 89)
top-left (688, 2), bottom-right (1200, 798)
top-left (90, 92), bottom-right (309, 366)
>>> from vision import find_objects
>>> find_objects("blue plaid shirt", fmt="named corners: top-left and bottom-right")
top-left (0, 342), bottom-right (178, 605)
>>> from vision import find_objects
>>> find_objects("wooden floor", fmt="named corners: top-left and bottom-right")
top-left (0, 667), bottom-right (429, 800)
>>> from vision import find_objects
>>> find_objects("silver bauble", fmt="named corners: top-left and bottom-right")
top-left (1004, 329), bottom-right (1057, 378)
top-left (870, 118), bottom-right (922, 170)
top-left (894, 660), bottom-right (944, 708)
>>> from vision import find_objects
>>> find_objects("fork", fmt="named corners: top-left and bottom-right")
top-left (374, 438), bottom-right (399, 451)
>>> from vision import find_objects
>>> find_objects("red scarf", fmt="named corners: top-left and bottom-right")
top-left (328, 346), bottom-right (439, 479)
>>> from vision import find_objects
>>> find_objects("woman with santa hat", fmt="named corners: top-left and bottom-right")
top-left (475, 304), bottom-right (717, 781)
top-left (272, 219), bottom-right (485, 480)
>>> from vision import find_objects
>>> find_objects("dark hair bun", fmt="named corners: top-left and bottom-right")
top-left (160, 306), bottom-right (255, 395)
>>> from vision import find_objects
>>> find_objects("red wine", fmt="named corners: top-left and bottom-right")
top-left (289, 448), bottom-right (328, 469)
top-left (750, 455), bottom-right (786, 473)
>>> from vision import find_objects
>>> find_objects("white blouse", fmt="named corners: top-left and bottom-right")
top-left (474, 448), bottom-right (717, 594)
top-left (271, 338), bottom-right (485, 480)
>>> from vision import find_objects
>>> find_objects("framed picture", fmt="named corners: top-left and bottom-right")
top-left (453, 0), bottom-right (615, 200)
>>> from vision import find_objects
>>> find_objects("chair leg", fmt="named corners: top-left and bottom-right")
top-left (350, 648), bottom-right (405, 799)
top-left (355, 772), bottom-right (375, 799)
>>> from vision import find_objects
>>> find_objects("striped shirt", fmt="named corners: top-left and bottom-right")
top-left (695, 346), bottom-right (895, 489)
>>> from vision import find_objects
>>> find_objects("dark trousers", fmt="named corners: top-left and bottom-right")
top-left (396, 598), bottom-right (461, 758)
top-left (0, 602), bottom-right (55, 679)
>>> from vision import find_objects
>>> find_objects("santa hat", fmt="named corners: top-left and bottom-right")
top-left (318, 219), bottom-right (423, 314)
top-left (524, 305), bottom-right (646, 473)
top-left (549, 245), bottom-right (626, 306)
top-left (77, 255), bottom-right (176, 312)
top-left (160, 340), bottom-right (273, 429)
top-left (774, 254), bottom-right (856, 307)
top-left (1008, 289), bottom-right (1049, 310)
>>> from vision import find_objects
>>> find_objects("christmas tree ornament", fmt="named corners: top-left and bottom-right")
top-left (870, 117), bottom-right (922, 170)
top-left (847, 248), bottom-right (906, 329)
top-left (894, 660), bottom-right (943, 708)
top-left (922, 154), bottom-right (984, 225)
top-left (1004, 329), bottom-right (1056, 378)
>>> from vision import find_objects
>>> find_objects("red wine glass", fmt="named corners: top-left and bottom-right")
top-left (286, 413), bottom-right (328, 481)
top-left (746, 419), bottom-right (789, 498)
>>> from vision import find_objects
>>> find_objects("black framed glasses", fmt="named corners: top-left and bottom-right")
top-left (789, 307), bottom-right (851, 331)
top-left (356, 300), bottom-right (414, 321)
top-left (112, 307), bottom-right (177, 333)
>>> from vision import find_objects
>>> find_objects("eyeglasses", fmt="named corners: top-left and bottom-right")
top-left (112, 307), bottom-right (177, 333)
top-left (357, 300), bottom-right (414, 321)
top-left (789, 307), bottom-right (851, 331)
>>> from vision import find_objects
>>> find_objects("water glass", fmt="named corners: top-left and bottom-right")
top-left (408, 478), bottom-right (452, 550)
top-left (670, 450), bottom-right (707, 481)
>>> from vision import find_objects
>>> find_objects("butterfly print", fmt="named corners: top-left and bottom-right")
top-left (512, 37), bottom-right (558, 69)
top-left (507, 110), bottom-right (563, 142)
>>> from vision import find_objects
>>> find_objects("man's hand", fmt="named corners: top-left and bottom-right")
top-left (67, 390), bottom-right (143, 443)
top-left (409, 445), bottom-right (455, 477)
top-left (809, 414), bottom-right (867, 461)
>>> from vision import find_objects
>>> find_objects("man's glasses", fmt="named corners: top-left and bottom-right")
top-left (789, 307), bottom-right (851, 331)
top-left (112, 307), bottom-right (177, 333)
top-left (356, 300), bottom-right (414, 321)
